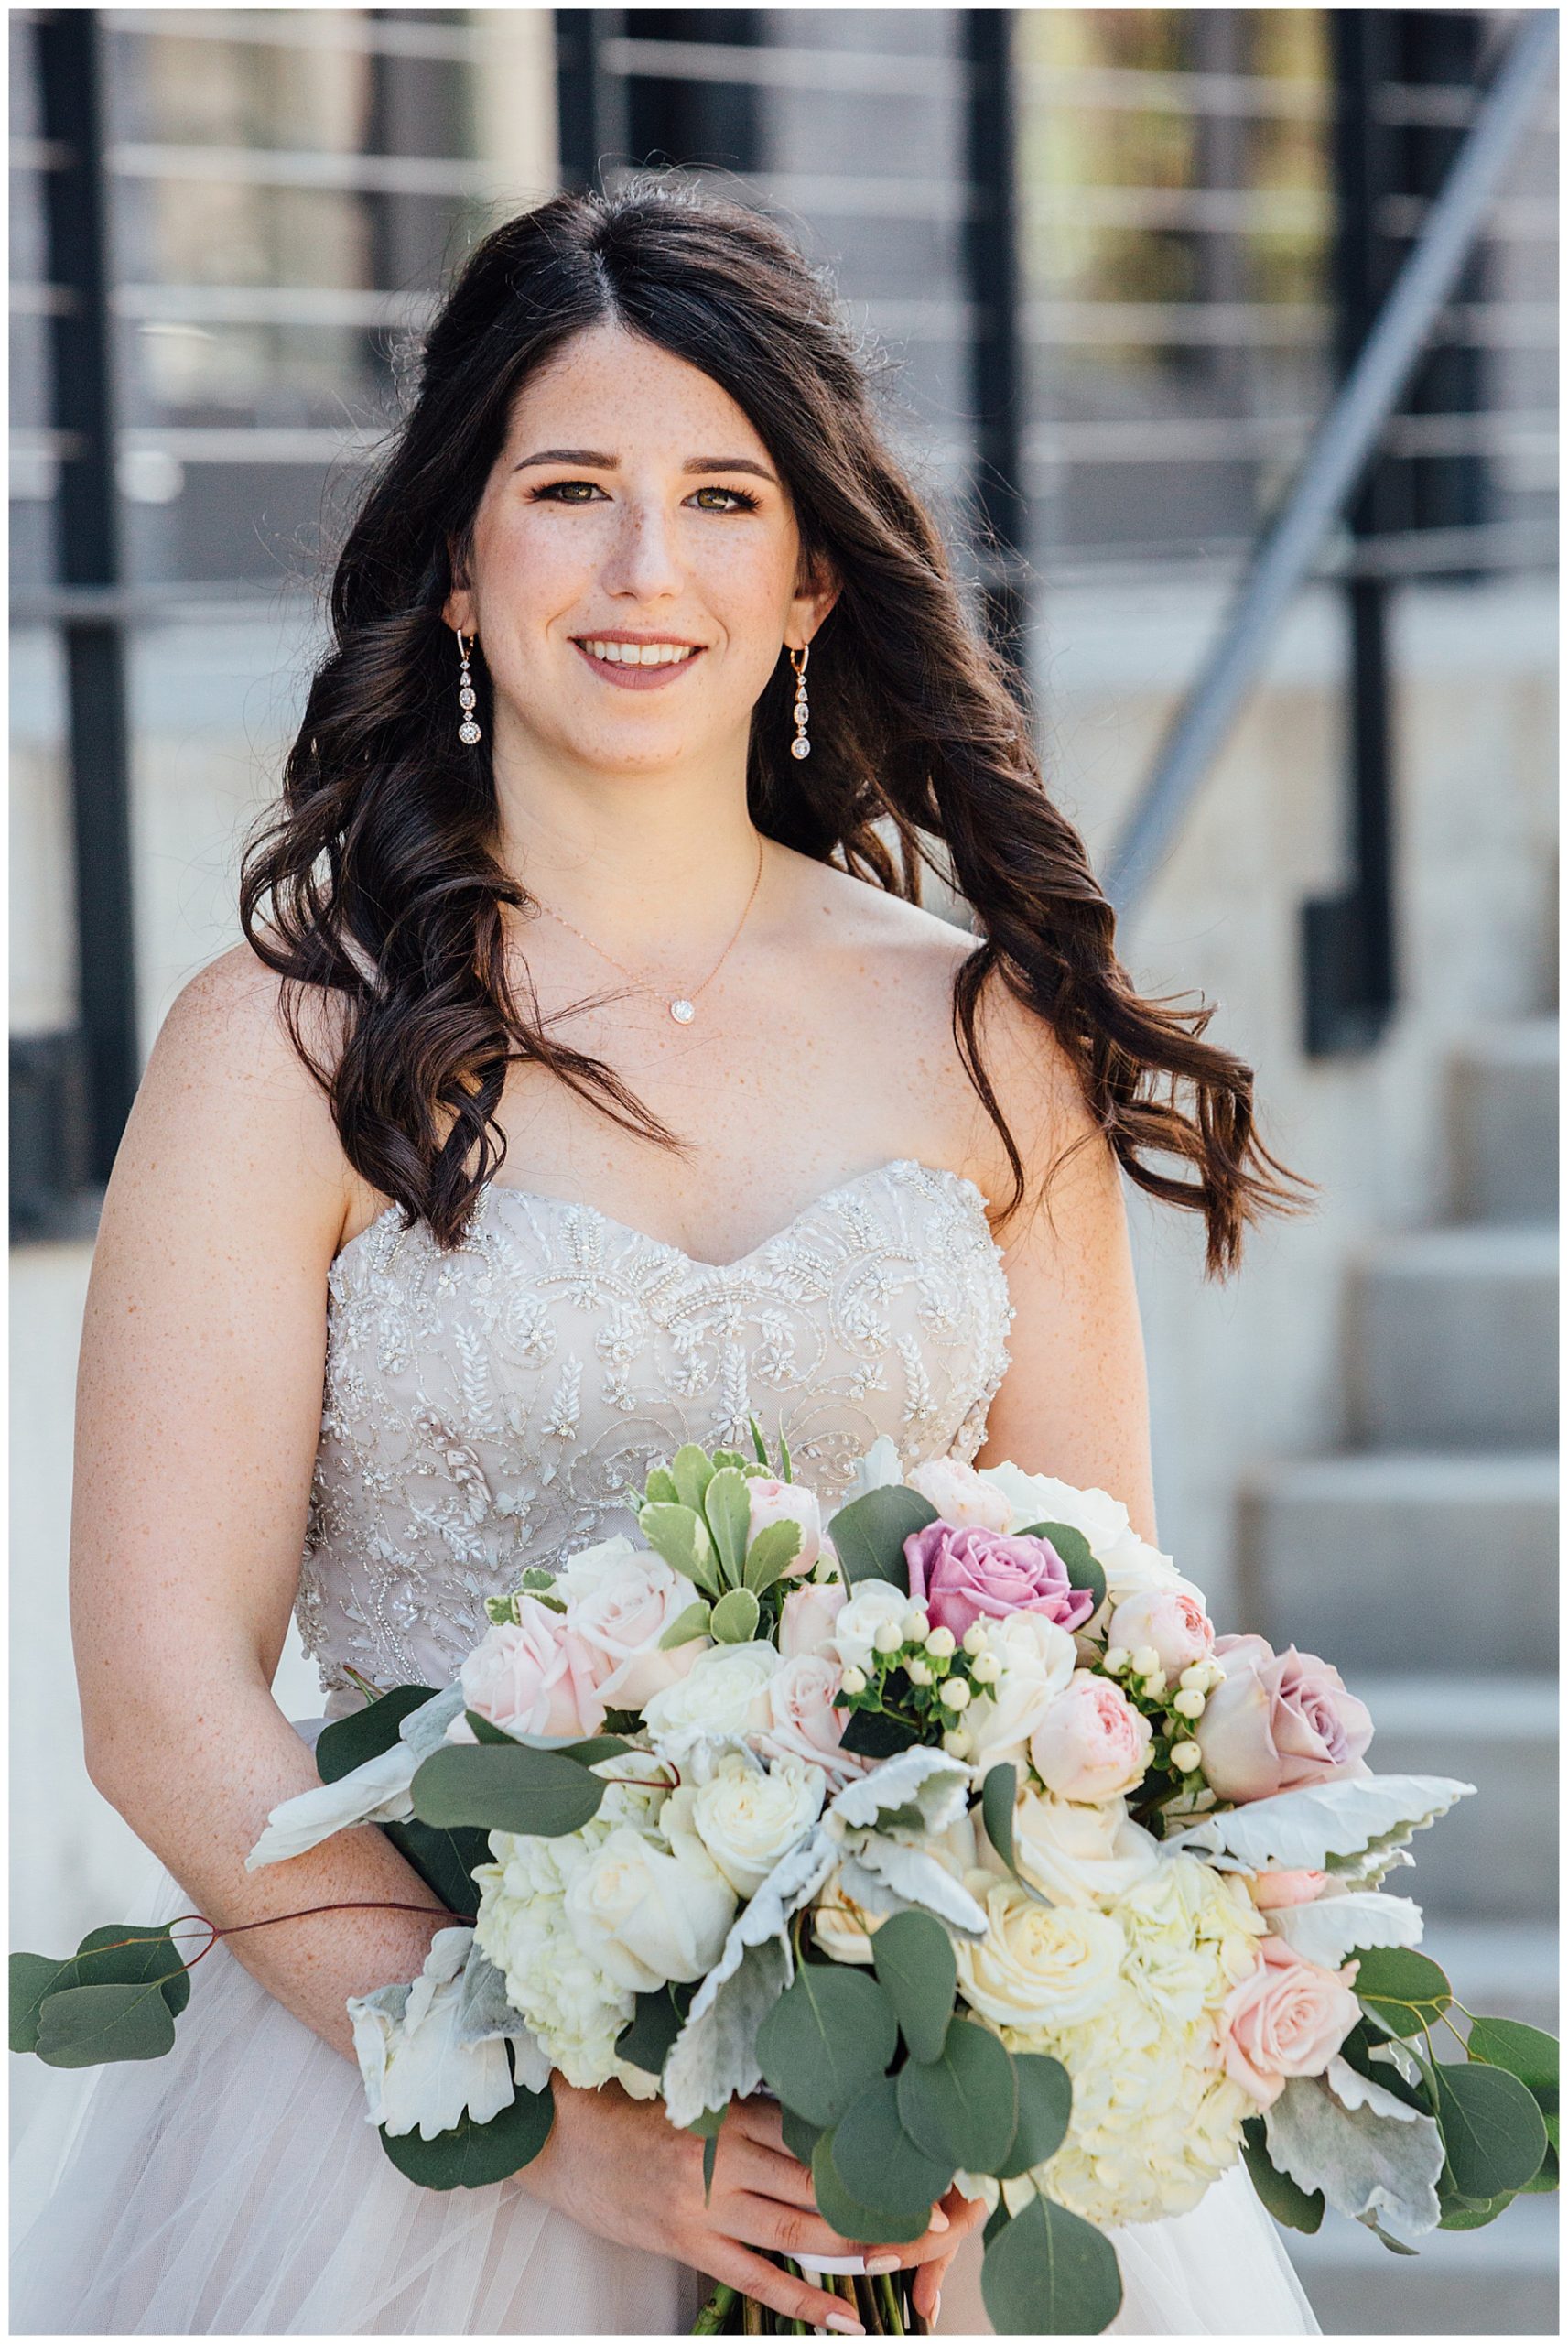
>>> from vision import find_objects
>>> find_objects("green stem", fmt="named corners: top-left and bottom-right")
top-left (875, 2272), bottom-right (904, 2335)
top-left (692, 2283), bottom-right (737, 2335)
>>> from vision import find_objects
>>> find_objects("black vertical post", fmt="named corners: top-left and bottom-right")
top-left (556, 10), bottom-right (628, 194)
top-left (1301, 9), bottom-right (1399, 1055)
top-left (37, 9), bottom-right (139, 1180)
top-left (962, 9), bottom-right (1028, 686)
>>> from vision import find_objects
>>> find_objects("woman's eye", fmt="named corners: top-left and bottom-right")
top-left (689, 485), bottom-right (761, 513)
top-left (533, 479), bottom-right (606, 503)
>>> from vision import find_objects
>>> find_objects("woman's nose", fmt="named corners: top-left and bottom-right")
top-left (601, 500), bottom-right (684, 602)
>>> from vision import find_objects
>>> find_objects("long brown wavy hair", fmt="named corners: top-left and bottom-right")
top-left (241, 179), bottom-right (1310, 1276)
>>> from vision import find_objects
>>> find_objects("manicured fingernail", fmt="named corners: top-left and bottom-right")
top-left (865, 2256), bottom-right (900, 2275)
top-left (933, 2291), bottom-right (943, 2325)
top-left (928, 2208), bottom-right (950, 2232)
top-left (825, 2317), bottom-right (864, 2336)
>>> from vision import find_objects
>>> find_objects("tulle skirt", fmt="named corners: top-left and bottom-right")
top-left (11, 1734), bottom-right (1318, 2338)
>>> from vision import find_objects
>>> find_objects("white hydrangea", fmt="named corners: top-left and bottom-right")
top-left (471, 1820), bottom-right (634, 2089)
top-left (989, 1855), bottom-right (1261, 2226)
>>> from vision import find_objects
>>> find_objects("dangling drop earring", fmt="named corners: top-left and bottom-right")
top-left (789, 643), bottom-right (811, 760)
top-left (456, 630), bottom-right (482, 745)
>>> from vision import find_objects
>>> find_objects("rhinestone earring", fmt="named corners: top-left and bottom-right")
top-left (456, 630), bottom-right (481, 745)
top-left (789, 643), bottom-right (811, 760)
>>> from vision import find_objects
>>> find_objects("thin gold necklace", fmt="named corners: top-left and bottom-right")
top-left (530, 834), bottom-right (766, 1024)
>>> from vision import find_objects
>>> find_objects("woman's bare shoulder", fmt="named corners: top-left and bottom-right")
top-left (108, 936), bottom-right (359, 1262)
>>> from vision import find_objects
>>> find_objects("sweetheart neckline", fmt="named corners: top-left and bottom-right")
top-left (332, 1155), bottom-right (1004, 1278)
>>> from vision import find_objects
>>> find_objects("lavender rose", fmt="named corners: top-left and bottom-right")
top-left (903, 1522), bottom-right (1096, 1642)
top-left (1195, 1633), bottom-right (1373, 1803)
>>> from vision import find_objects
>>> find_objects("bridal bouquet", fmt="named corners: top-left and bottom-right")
top-left (15, 1427), bottom-right (1558, 2335)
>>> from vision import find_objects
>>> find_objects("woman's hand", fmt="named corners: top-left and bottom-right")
top-left (523, 2080), bottom-right (985, 2332)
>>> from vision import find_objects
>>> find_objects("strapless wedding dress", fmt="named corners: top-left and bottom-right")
top-left (11, 1158), bottom-right (1317, 2335)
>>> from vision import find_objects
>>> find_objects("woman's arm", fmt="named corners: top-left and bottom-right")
top-left (70, 945), bottom-right (452, 2058)
top-left (964, 974), bottom-right (1162, 1547)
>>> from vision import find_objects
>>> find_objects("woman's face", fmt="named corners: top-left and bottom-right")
top-left (445, 320), bottom-right (835, 783)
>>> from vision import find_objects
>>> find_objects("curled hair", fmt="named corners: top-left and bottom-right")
top-left (242, 180), bottom-right (1311, 1276)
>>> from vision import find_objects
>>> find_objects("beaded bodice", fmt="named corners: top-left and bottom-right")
top-left (294, 1156), bottom-right (1015, 1709)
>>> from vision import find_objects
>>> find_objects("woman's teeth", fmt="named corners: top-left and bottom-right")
top-left (580, 639), bottom-right (698, 667)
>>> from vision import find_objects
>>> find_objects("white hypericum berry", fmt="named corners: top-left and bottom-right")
top-left (971, 1651), bottom-right (1001, 1686)
top-left (942, 1727), bottom-right (973, 1759)
top-left (1103, 1645), bottom-right (1130, 1676)
top-left (1178, 1664), bottom-right (1208, 1692)
top-left (1171, 1742), bottom-right (1203, 1773)
top-left (907, 1658), bottom-right (934, 1687)
top-left (962, 1622), bottom-right (989, 1656)
top-left (903, 1608), bottom-right (930, 1644)
top-left (942, 1677), bottom-right (972, 1713)
top-left (873, 1619), bottom-right (903, 1655)
top-left (926, 1625), bottom-right (957, 1660)
top-left (1131, 1646), bottom-right (1162, 1678)
top-left (840, 1665), bottom-right (868, 1697)
top-left (1142, 1669), bottom-right (1168, 1699)
top-left (1173, 1687), bottom-right (1206, 1720)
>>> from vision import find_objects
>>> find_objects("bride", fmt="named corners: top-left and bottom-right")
top-left (12, 184), bottom-right (1318, 2335)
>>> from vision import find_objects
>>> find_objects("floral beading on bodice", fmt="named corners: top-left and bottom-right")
top-left (294, 1156), bottom-right (1014, 1709)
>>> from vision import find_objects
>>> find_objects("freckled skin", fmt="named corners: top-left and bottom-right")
top-left (71, 320), bottom-right (1154, 2328)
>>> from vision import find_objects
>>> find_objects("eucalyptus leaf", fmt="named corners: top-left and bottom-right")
top-left (981, 1764), bottom-right (1020, 1877)
top-left (709, 1587), bottom-right (762, 1644)
top-left (66, 1923), bottom-right (192, 2021)
top-left (829, 1486), bottom-right (937, 1589)
top-left (1433, 2061), bottom-right (1549, 2199)
top-left (34, 1980), bottom-right (178, 2067)
top-left (993, 2054), bottom-right (1073, 2181)
top-left (1440, 2190), bottom-right (1517, 2230)
top-left (780, 2106), bottom-right (822, 2167)
top-left (832, 2074), bottom-right (953, 2219)
top-left (1465, 2017), bottom-right (1559, 2095)
top-left (383, 1819), bottom-right (489, 1918)
top-left (1350, 1947), bottom-right (1452, 2038)
top-left (871, 1910), bottom-right (957, 2066)
top-left (755, 1965), bottom-right (897, 2130)
top-left (812, 2127), bottom-right (929, 2247)
top-left (411, 1743), bottom-right (606, 1837)
top-left (11, 1954), bottom-right (69, 2054)
top-left (615, 1984), bottom-right (691, 2078)
top-left (980, 2191), bottom-right (1123, 2336)
top-left (896, 2018), bottom-right (1018, 2175)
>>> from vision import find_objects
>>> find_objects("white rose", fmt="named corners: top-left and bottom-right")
top-left (746, 1479), bottom-right (822, 1577)
top-left (905, 1456), bottom-right (1015, 1532)
top-left (812, 1867), bottom-right (889, 1965)
top-left (1006, 1790), bottom-right (1161, 1907)
top-left (976, 1465), bottom-right (1196, 1610)
top-left (471, 1825), bottom-right (633, 2089)
top-left (957, 1880), bottom-right (1126, 2027)
top-left (558, 1540), bottom-right (706, 1709)
top-left (827, 1580), bottom-right (909, 1672)
top-left (687, 1753), bottom-right (826, 1894)
top-left (963, 1612), bottom-right (1077, 1768)
top-left (564, 1825), bottom-right (736, 1993)
top-left (641, 1640), bottom-right (780, 1754)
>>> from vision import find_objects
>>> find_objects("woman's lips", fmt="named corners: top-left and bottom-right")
top-left (570, 640), bottom-right (707, 691)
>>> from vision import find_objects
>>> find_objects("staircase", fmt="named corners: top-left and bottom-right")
top-left (1241, 1017), bottom-right (1560, 2335)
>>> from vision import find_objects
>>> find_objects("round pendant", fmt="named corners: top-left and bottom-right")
top-left (670, 998), bottom-right (697, 1024)
top-left (790, 736), bottom-right (811, 760)
top-left (459, 720), bottom-right (481, 745)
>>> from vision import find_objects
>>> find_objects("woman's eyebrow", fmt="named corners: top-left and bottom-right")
top-left (511, 448), bottom-right (778, 484)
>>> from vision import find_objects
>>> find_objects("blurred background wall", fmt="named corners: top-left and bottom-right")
top-left (9, 11), bottom-right (1557, 2325)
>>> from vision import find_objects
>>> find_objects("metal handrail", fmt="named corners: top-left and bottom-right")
top-left (1104, 10), bottom-right (1559, 917)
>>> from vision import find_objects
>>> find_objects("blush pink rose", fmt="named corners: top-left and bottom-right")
top-left (757, 1655), bottom-right (864, 1783)
top-left (904, 1457), bottom-right (1014, 1533)
top-left (562, 1549), bottom-right (704, 1710)
top-left (779, 1579), bottom-right (847, 1659)
top-left (1195, 1634), bottom-right (1374, 1803)
top-left (747, 1479), bottom-right (821, 1578)
top-left (1108, 1585), bottom-right (1215, 1676)
top-left (1223, 1937), bottom-right (1361, 2108)
top-left (1250, 1869), bottom-right (1328, 1911)
top-left (459, 1597), bottom-right (609, 1739)
top-left (903, 1523), bottom-right (1096, 1642)
top-left (1029, 1674), bottom-right (1152, 1803)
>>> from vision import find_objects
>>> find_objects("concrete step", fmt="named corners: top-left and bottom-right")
top-left (1450, 1019), bottom-right (1559, 1223)
top-left (1346, 1675), bottom-right (1557, 1918)
top-left (1241, 1450), bottom-right (1558, 1673)
top-left (1348, 1226), bottom-right (1558, 1449)
top-left (1286, 2184), bottom-right (1557, 2334)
